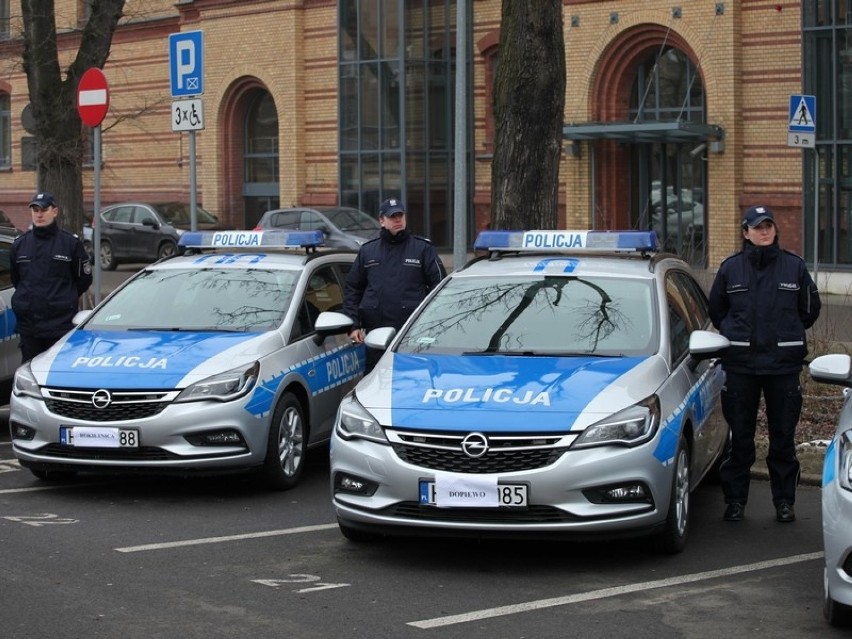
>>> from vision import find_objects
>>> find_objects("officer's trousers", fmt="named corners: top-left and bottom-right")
top-left (719, 370), bottom-right (802, 506)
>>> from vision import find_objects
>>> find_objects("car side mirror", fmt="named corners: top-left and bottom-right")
top-left (313, 311), bottom-right (354, 344)
top-left (809, 354), bottom-right (852, 388)
top-left (141, 218), bottom-right (159, 229)
top-left (688, 330), bottom-right (730, 361)
top-left (365, 327), bottom-right (396, 351)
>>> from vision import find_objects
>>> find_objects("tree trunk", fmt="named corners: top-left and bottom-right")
top-left (20, 0), bottom-right (125, 236)
top-left (491, 0), bottom-right (565, 230)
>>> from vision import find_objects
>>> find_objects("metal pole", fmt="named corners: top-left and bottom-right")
top-left (813, 147), bottom-right (819, 284)
top-left (189, 130), bottom-right (197, 231)
top-left (93, 125), bottom-right (102, 305)
top-left (452, 0), bottom-right (468, 272)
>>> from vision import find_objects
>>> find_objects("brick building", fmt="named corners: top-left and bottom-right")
top-left (0, 1), bottom-right (849, 291)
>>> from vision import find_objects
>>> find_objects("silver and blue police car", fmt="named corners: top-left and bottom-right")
top-left (9, 230), bottom-right (363, 490)
top-left (808, 353), bottom-right (852, 626)
top-left (329, 230), bottom-right (728, 553)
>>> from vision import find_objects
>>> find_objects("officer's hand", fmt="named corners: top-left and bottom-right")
top-left (349, 328), bottom-right (365, 344)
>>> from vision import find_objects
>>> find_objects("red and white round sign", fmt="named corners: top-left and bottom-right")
top-left (77, 68), bottom-right (110, 127)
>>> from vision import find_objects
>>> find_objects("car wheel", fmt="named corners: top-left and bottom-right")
top-left (158, 240), bottom-right (177, 260)
top-left (654, 436), bottom-right (690, 554)
top-left (824, 567), bottom-right (852, 626)
top-left (262, 391), bottom-right (307, 491)
top-left (338, 518), bottom-right (379, 542)
top-left (100, 240), bottom-right (117, 271)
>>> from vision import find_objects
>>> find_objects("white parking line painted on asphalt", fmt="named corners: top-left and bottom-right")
top-left (115, 522), bottom-right (339, 553)
top-left (0, 484), bottom-right (91, 494)
top-left (408, 552), bottom-right (824, 629)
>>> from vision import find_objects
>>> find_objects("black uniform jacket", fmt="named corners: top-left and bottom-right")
top-left (343, 228), bottom-right (445, 332)
top-left (11, 223), bottom-right (93, 338)
top-left (708, 241), bottom-right (821, 375)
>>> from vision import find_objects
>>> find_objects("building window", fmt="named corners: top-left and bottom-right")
top-left (628, 47), bottom-right (707, 268)
top-left (21, 136), bottom-right (36, 171)
top-left (242, 90), bottom-right (279, 228)
top-left (803, 1), bottom-right (852, 267)
top-left (82, 127), bottom-right (97, 167)
top-left (0, 93), bottom-right (10, 168)
top-left (0, 0), bottom-right (10, 40)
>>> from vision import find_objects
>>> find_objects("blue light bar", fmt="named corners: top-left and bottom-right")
top-left (178, 230), bottom-right (325, 249)
top-left (473, 230), bottom-right (660, 253)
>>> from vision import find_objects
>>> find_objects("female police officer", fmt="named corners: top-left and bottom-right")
top-left (709, 205), bottom-right (820, 523)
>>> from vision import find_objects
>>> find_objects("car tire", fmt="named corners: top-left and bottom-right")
top-left (158, 240), bottom-right (177, 261)
top-left (100, 240), bottom-right (117, 271)
top-left (654, 435), bottom-right (690, 554)
top-left (262, 391), bottom-right (307, 491)
top-left (824, 567), bottom-right (852, 626)
top-left (338, 518), bottom-right (379, 542)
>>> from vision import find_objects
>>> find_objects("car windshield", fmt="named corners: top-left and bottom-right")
top-left (155, 203), bottom-right (220, 226)
top-left (85, 267), bottom-right (298, 332)
top-left (324, 208), bottom-right (381, 231)
top-left (395, 275), bottom-right (657, 356)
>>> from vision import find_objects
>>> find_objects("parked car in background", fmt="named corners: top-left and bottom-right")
top-left (254, 207), bottom-right (380, 250)
top-left (330, 229), bottom-right (728, 553)
top-left (9, 230), bottom-right (364, 489)
top-left (84, 202), bottom-right (229, 270)
top-left (807, 353), bottom-right (852, 627)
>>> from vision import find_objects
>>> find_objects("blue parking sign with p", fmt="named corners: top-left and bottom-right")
top-left (169, 31), bottom-right (204, 98)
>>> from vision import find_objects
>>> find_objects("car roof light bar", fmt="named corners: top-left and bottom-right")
top-left (178, 230), bottom-right (325, 250)
top-left (473, 230), bottom-right (660, 254)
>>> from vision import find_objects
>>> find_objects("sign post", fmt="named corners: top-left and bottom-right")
top-left (77, 68), bottom-right (110, 305)
top-left (169, 31), bottom-right (204, 231)
top-left (787, 94), bottom-right (819, 282)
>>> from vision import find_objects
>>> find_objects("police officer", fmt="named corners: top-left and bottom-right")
top-left (11, 192), bottom-right (93, 362)
top-left (343, 198), bottom-right (445, 366)
top-left (709, 205), bottom-right (821, 523)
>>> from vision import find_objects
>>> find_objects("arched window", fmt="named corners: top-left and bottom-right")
top-left (243, 91), bottom-right (279, 227)
top-left (628, 47), bottom-right (707, 268)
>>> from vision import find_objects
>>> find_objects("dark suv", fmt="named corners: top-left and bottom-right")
top-left (85, 202), bottom-right (227, 270)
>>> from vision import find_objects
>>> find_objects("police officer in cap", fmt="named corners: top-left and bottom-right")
top-left (709, 204), bottom-right (820, 524)
top-left (11, 192), bottom-right (93, 362)
top-left (343, 197), bottom-right (445, 368)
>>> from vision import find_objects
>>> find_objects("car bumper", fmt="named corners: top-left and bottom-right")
top-left (9, 394), bottom-right (269, 474)
top-left (330, 430), bottom-right (676, 538)
top-left (823, 466), bottom-right (852, 606)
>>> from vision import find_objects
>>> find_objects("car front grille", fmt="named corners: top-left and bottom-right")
top-left (386, 429), bottom-right (576, 473)
top-left (43, 388), bottom-right (179, 422)
top-left (388, 502), bottom-right (579, 523)
top-left (38, 444), bottom-right (178, 461)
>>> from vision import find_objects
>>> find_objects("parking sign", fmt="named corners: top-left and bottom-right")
top-left (169, 31), bottom-right (204, 98)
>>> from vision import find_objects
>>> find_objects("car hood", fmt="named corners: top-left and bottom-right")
top-left (31, 329), bottom-right (276, 389)
top-left (356, 352), bottom-right (666, 432)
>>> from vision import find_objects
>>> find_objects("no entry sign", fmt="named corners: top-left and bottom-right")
top-left (77, 68), bottom-right (110, 127)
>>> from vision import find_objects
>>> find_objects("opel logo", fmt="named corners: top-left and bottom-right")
top-left (461, 432), bottom-right (489, 458)
top-left (91, 389), bottom-right (112, 409)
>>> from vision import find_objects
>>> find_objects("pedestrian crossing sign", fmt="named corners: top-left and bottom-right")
top-left (789, 94), bottom-right (816, 133)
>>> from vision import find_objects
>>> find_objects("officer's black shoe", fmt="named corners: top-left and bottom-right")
top-left (723, 503), bottom-right (745, 522)
top-left (776, 502), bottom-right (796, 523)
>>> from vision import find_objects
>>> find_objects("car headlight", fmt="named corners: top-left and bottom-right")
top-left (839, 430), bottom-right (852, 492)
top-left (12, 363), bottom-right (42, 400)
top-left (175, 362), bottom-right (259, 403)
top-left (572, 395), bottom-right (660, 448)
top-left (335, 392), bottom-right (388, 443)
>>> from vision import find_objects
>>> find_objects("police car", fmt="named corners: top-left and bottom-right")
top-left (9, 230), bottom-right (363, 489)
top-left (329, 229), bottom-right (728, 553)
top-left (807, 353), bottom-right (852, 626)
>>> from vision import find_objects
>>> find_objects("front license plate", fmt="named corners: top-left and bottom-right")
top-left (419, 481), bottom-right (528, 508)
top-left (60, 426), bottom-right (139, 448)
